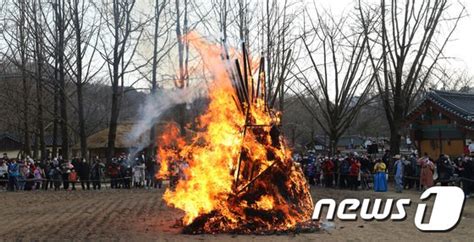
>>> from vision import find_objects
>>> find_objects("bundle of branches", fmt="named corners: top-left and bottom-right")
top-left (223, 43), bottom-right (291, 118)
top-left (179, 43), bottom-right (316, 234)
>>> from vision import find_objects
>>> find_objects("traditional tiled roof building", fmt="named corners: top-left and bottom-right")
top-left (405, 90), bottom-right (474, 158)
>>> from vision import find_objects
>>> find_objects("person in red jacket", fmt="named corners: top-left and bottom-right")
top-left (322, 158), bottom-right (334, 188)
top-left (68, 168), bottom-right (78, 190)
top-left (348, 158), bottom-right (361, 190)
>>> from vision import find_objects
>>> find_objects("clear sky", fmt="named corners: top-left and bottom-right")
top-left (442, 0), bottom-right (474, 74)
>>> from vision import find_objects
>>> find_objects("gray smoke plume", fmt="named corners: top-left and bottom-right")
top-left (127, 85), bottom-right (205, 159)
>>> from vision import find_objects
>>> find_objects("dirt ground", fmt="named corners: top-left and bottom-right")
top-left (0, 185), bottom-right (473, 241)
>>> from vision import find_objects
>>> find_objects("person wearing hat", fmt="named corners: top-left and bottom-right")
top-left (393, 155), bottom-right (404, 193)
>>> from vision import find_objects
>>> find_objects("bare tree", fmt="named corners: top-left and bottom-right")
top-left (150, 0), bottom-right (169, 93)
top-left (1, 0), bottom-right (32, 157)
top-left (149, 0), bottom-right (170, 155)
top-left (434, 68), bottom-right (474, 92)
top-left (292, 10), bottom-right (373, 154)
top-left (33, 0), bottom-right (59, 158)
top-left (95, 0), bottom-right (146, 161)
top-left (18, 0), bottom-right (31, 157)
top-left (54, 0), bottom-right (71, 160)
top-left (358, 0), bottom-right (465, 156)
top-left (26, 0), bottom-right (47, 160)
top-left (67, 0), bottom-right (103, 160)
top-left (30, 0), bottom-right (72, 159)
top-left (236, 0), bottom-right (250, 48)
top-left (261, 0), bottom-right (299, 113)
top-left (174, 0), bottom-right (190, 135)
top-left (215, 0), bottom-right (229, 43)
top-left (134, 0), bottom-right (173, 156)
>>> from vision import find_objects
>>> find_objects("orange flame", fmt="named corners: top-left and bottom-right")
top-left (255, 195), bottom-right (275, 211)
top-left (156, 32), bottom-right (313, 233)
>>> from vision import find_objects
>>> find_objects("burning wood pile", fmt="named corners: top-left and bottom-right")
top-left (156, 34), bottom-right (316, 234)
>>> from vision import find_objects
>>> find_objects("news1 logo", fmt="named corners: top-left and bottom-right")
top-left (312, 186), bottom-right (465, 231)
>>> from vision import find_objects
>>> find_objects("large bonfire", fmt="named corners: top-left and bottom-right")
top-left (156, 33), bottom-right (315, 234)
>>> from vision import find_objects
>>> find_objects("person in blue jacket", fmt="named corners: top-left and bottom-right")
top-left (7, 159), bottom-right (20, 191)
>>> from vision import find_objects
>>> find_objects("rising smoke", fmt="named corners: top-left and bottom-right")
top-left (127, 85), bottom-right (205, 160)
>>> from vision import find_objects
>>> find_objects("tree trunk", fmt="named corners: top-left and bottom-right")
top-left (73, 0), bottom-right (87, 160)
top-left (33, 132), bottom-right (39, 159)
top-left (389, 119), bottom-right (402, 156)
top-left (21, 70), bottom-right (30, 158)
top-left (329, 130), bottom-right (341, 156)
top-left (36, 57), bottom-right (46, 160)
top-left (175, 0), bottom-right (184, 89)
top-left (105, 0), bottom-right (135, 162)
top-left (33, 7), bottom-right (46, 160)
top-left (279, 81), bottom-right (285, 112)
top-left (19, 0), bottom-right (30, 158)
top-left (52, 82), bottom-right (59, 158)
top-left (77, 83), bottom-right (87, 159)
top-left (107, 1), bottom-right (120, 162)
top-left (107, 79), bottom-right (120, 161)
top-left (331, 138), bottom-right (339, 156)
top-left (56, 0), bottom-right (69, 160)
top-left (148, 0), bottom-right (161, 159)
top-left (175, 0), bottom-right (187, 134)
top-left (107, 50), bottom-right (121, 162)
top-left (59, 72), bottom-right (69, 160)
top-left (389, 130), bottom-right (401, 155)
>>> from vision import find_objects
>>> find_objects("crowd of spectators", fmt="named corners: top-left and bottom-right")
top-left (0, 153), bottom-right (167, 191)
top-left (297, 150), bottom-right (474, 197)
